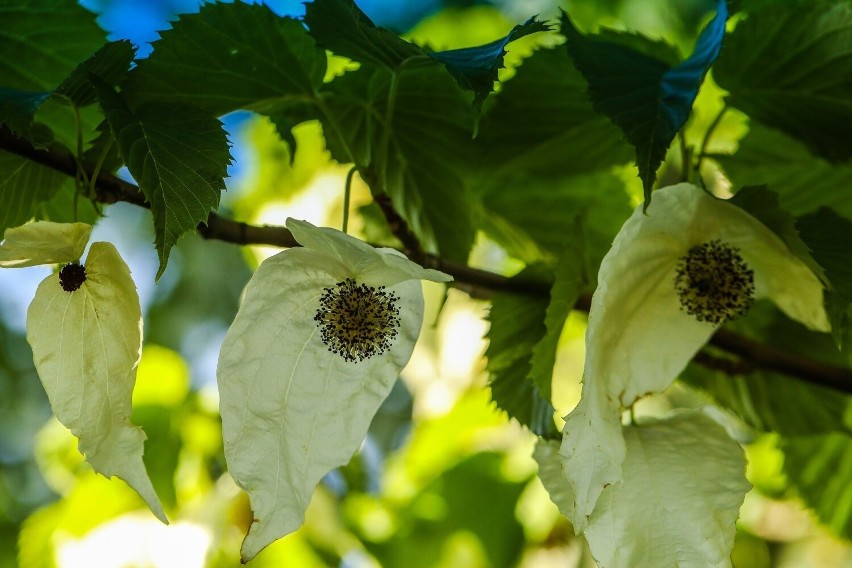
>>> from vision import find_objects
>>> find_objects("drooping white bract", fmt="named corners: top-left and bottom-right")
top-left (550, 183), bottom-right (827, 565)
top-left (0, 222), bottom-right (166, 523)
top-left (217, 218), bottom-right (451, 562)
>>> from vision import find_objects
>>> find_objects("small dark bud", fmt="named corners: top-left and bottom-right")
top-left (59, 262), bottom-right (87, 292)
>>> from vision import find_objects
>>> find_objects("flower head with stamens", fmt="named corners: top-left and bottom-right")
top-left (217, 218), bottom-right (452, 562)
top-left (556, 183), bottom-right (828, 536)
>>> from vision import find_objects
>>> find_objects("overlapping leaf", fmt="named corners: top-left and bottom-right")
top-left (781, 433), bottom-right (852, 540)
top-left (718, 121), bottom-right (852, 218)
top-left (321, 64), bottom-right (476, 260)
top-left (714, 1), bottom-right (852, 162)
top-left (798, 208), bottom-right (852, 346)
top-left (26, 241), bottom-right (166, 523)
top-left (485, 257), bottom-right (581, 438)
top-left (0, 151), bottom-right (67, 234)
top-left (305, 0), bottom-right (549, 106)
top-left (561, 0), bottom-right (727, 203)
top-left (55, 40), bottom-right (136, 107)
top-left (124, 3), bottom-right (327, 117)
top-left (92, 80), bottom-right (230, 277)
top-left (304, 0), bottom-right (422, 70)
top-left (0, 220), bottom-right (91, 267)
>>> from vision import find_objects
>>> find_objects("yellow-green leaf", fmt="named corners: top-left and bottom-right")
top-left (26, 241), bottom-right (166, 523)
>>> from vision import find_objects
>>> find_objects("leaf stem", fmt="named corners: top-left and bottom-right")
top-left (342, 166), bottom-right (356, 234)
top-left (696, 104), bottom-right (729, 171)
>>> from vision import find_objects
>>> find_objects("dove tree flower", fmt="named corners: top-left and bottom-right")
top-left (539, 183), bottom-right (828, 566)
top-left (216, 218), bottom-right (452, 562)
top-left (0, 221), bottom-right (166, 523)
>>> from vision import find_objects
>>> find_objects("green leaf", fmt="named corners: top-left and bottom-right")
top-left (781, 433), bottom-right (852, 539)
top-left (304, 0), bottom-right (422, 70)
top-left (682, 364), bottom-right (849, 436)
top-left (321, 64), bottom-right (476, 260)
top-left (719, 121), bottom-right (852, 218)
top-left (0, 0), bottom-right (105, 92)
top-left (484, 264), bottom-right (559, 437)
top-left (714, 2), bottom-right (852, 162)
top-left (798, 208), bottom-right (852, 347)
top-left (0, 220), bottom-right (91, 268)
top-left (533, 439), bottom-right (575, 521)
top-left (26, 241), bottom-right (166, 523)
top-left (0, 151), bottom-right (67, 235)
top-left (481, 170), bottom-right (633, 272)
top-left (475, 46), bottom-right (631, 187)
top-left (0, 89), bottom-right (50, 139)
top-left (561, 0), bottom-right (727, 203)
top-left (92, 80), bottom-right (230, 278)
top-left (583, 412), bottom-right (749, 567)
top-left (218, 219), bottom-right (448, 562)
top-left (124, 3), bottom-right (327, 116)
top-left (427, 17), bottom-right (552, 109)
top-left (55, 40), bottom-right (136, 107)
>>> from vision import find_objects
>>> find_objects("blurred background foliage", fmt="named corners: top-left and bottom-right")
top-left (1, 0), bottom-right (852, 566)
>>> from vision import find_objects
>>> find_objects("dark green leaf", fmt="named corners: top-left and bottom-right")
top-left (781, 433), bottom-right (852, 539)
top-left (0, 89), bottom-right (50, 140)
top-left (714, 2), bottom-right (852, 162)
top-left (321, 64), bottom-right (476, 260)
top-left (35, 180), bottom-right (100, 226)
top-left (304, 0), bottom-right (422, 70)
top-left (0, 0), bottom-right (105, 92)
top-left (485, 265), bottom-right (559, 437)
top-left (0, 150), bottom-right (66, 233)
top-left (124, 3), bottom-right (326, 116)
top-left (476, 46), bottom-right (631, 187)
top-left (718, 121), bottom-right (852, 218)
top-left (482, 171), bottom-right (633, 276)
top-left (427, 16), bottom-right (552, 109)
top-left (529, 241), bottom-right (584, 398)
top-left (56, 40), bottom-right (136, 107)
top-left (93, 80), bottom-right (231, 277)
top-left (683, 364), bottom-right (848, 436)
top-left (561, 0), bottom-right (727, 204)
top-left (798, 209), bottom-right (852, 347)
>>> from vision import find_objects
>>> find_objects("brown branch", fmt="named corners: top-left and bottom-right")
top-left (3, 128), bottom-right (852, 395)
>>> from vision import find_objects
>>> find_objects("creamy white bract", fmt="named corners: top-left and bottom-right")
top-left (217, 218), bottom-right (451, 562)
top-left (546, 183), bottom-right (827, 566)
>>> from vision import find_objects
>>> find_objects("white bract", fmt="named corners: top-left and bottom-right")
top-left (0, 222), bottom-right (166, 522)
top-left (217, 218), bottom-right (451, 562)
top-left (549, 183), bottom-right (827, 563)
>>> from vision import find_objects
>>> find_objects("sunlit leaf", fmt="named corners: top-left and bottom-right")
top-left (714, 1), bottom-right (852, 162)
top-left (0, 220), bottom-right (91, 268)
top-left (781, 432), bottom-right (852, 540)
top-left (561, 0), bottom-right (727, 203)
top-left (26, 241), bottom-right (166, 523)
top-left (92, 79), bottom-right (230, 278)
top-left (583, 412), bottom-right (749, 567)
top-left (217, 219), bottom-right (450, 561)
top-left (124, 3), bottom-right (326, 117)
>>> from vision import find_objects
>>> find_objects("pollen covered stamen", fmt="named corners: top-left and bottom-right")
top-left (314, 278), bottom-right (401, 363)
top-left (674, 240), bottom-right (755, 325)
top-left (59, 262), bottom-right (87, 292)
